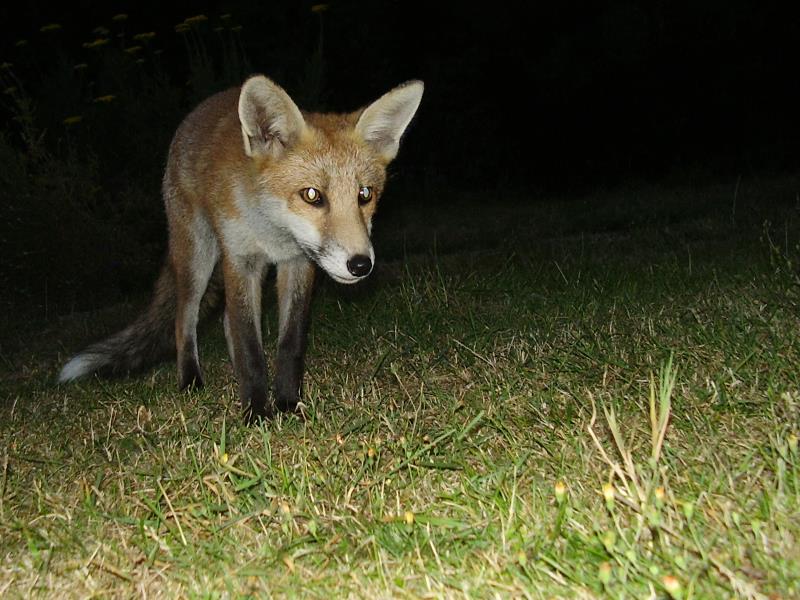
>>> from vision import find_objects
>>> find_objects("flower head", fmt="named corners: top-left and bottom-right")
top-left (132, 32), bottom-right (156, 42)
top-left (598, 562), bottom-right (612, 585)
top-left (83, 38), bottom-right (110, 49)
top-left (554, 480), bottom-right (567, 504)
top-left (602, 482), bottom-right (615, 510)
top-left (662, 575), bottom-right (682, 599)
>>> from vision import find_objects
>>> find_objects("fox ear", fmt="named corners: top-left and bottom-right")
top-left (238, 76), bottom-right (306, 158)
top-left (356, 80), bottom-right (424, 162)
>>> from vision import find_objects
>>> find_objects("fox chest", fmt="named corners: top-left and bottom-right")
top-left (216, 203), bottom-right (305, 264)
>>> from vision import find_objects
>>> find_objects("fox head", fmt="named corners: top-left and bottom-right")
top-left (238, 76), bottom-right (423, 283)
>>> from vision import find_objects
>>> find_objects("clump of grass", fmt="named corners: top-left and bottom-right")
top-left (579, 355), bottom-right (778, 598)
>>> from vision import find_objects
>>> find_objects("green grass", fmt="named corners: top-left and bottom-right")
top-left (2, 178), bottom-right (800, 597)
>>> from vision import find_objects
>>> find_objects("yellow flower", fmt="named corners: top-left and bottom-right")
top-left (112, 14), bottom-right (128, 22)
top-left (63, 115), bottom-right (83, 125)
top-left (602, 482), bottom-right (615, 509)
top-left (185, 14), bottom-right (208, 24)
top-left (124, 46), bottom-right (142, 54)
top-left (175, 23), bottom-right (191, 34)
top-left (132, 32), bottom-right (156, 42)
top-left (654, 486), bottom-right (665, 508)
top-left (93, 94), bottom-right (115, 103)
top-left (662, 575), bottom-right (682, 599)
top-left (82, 38), bottom-right (109, 49)
top-left (40, 23), bottom-right (62, 33)
top-left (404, 510), bottom-right (414, 525)
top-left (598, 562), bottom-right (612, 585)
top-left (554, 480), bottom-right (567, 504)
top-left (311, 4), bottom-right (329, 13)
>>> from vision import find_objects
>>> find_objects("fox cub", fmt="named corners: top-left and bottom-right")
top-left (60, 75), bottom-right (424, 421)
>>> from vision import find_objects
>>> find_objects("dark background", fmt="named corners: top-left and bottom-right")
top-left (1, 0), bottom-right (799, 310)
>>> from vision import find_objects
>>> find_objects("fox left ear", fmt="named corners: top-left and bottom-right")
top-left (239, 75), bottom-right (307, 158)
top-left (356, 80), bottom-right (424, 162)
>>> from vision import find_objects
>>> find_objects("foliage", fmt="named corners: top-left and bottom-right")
top-left (0, 8), bottom-right (325, 310)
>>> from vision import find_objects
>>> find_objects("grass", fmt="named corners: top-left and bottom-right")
top-left (1, 177), bottom-right (800, 597)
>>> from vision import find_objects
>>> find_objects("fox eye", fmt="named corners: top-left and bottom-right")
top-left (301, 187), bottom-right (324, 206)
top-left (358, 186), bottom-right (373, 205)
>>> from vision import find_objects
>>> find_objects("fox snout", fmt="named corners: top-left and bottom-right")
top-left (309, 209), bottom-right (376, 284)
top-left (346, 254), bottom-right (372, 278)
top-left (312, 239), bottom-right (375, 285)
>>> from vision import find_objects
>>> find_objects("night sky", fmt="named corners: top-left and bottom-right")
top-left (2, 1), bottom-right (798, 194)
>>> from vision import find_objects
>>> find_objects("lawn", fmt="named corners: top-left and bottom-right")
top-left (1, 177), bottom-right (799, 598)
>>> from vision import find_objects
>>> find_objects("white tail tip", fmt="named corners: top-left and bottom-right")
top-left (58, 354), bottom-right (99, 383)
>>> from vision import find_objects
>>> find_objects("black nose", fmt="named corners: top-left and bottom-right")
top-left (346, 254), bottom-right (373, 277)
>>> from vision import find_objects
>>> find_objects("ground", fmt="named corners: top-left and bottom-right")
top-left (1, 177), bottom-right (799, 598)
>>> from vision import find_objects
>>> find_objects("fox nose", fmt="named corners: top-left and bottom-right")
top-left (346, 254), bottom-right (373, 278)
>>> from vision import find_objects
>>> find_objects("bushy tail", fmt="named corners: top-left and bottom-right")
top-left (59, 262), bottom-right (222, 382)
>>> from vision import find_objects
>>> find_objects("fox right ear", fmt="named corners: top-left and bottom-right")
top-left (356, 80), bottom-right (424, 162)
top-left (238, 76), bottom-right (306, 158)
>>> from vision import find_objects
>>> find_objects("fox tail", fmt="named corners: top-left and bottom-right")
top-left (58, 263), bottom-right (221, 382)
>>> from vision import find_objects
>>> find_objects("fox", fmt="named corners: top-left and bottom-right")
top-left (59, 75), bottom-right (423, 421)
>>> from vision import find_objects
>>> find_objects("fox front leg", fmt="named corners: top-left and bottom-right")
top-left (222, 256), bottom-right (271, 422)
top-left (274, 256), bottom-right (316, 412)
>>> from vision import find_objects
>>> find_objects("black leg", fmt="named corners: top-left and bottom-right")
top-left (222, 256), bottom-right (271, 422)
top-left (274, 257), bottom-right (315, 412)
